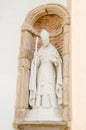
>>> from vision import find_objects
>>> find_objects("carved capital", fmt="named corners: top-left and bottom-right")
top-left (22, 23), bottom-right (40, 37)
top-left (62, 17), bottom-right (71, 28)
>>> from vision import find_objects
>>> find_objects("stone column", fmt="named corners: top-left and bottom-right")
top-left (62, 17), bottom-right (71, 122)
top-left (14, 25), bottom-right (34, 121)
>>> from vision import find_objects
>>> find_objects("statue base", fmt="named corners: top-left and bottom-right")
top-left (13, 109), bottom-right (70, 130)
top-left (14, 121), bottom-right (69, 130)
top-left (24, 108), bottom-right (62, 121)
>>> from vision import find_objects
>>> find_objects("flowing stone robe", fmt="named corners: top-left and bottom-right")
top-left (29, 43), bottom-right (62, 109)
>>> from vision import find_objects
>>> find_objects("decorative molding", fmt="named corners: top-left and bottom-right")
top-left (25, 3), bottom-right (69, 25)
top-left (22, 23), bottom-right (40, 37)
top-left (62, 17), bottom-right (71, 28)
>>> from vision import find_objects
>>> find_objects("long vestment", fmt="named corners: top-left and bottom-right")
top-left (29, 43), bottom-right (62, 108)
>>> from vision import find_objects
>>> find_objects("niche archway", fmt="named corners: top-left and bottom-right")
top-left (14, 3), bottom-right (71, 128)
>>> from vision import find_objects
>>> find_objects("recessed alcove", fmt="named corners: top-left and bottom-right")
top-left (13, 3), bottom-right (71, 130)
top-left (33, 14), bottom-right (63, 57)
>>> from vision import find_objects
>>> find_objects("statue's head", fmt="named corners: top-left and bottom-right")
top-left (40, 29), bottom-right (50, 46)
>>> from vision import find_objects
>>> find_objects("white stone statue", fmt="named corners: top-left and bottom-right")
top-left (27, 29), bottom-right (63, 121)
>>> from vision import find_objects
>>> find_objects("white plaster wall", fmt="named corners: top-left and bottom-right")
top-left (1, 0), bottom-right (86, 130)
top-left (72, 0), bottom-right (86, 129)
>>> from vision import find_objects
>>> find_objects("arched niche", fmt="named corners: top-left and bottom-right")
top-left (14, 3), bottom-right (71, 130)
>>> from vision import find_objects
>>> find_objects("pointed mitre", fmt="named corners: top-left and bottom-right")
top-left (40, 29), bottom-right (49, 39)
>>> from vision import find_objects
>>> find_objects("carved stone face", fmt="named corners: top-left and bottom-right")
top-left (42, 37), bottom-right (49, 46)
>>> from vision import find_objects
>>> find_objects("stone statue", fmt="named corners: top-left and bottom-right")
top-left (27, 29), bottom-right (63, 121)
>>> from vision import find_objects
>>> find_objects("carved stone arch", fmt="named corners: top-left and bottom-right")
top-left (21, 3), bottom-right (70, 57)
top-left (25, 3), bottom-right (69, 25)
top-left (14, 3), bottom-right (71, 130)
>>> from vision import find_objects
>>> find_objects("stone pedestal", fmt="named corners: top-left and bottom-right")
top-left (24, 108), bottom-right (62, 121)
top-left (14, 121), bottom-right (69, 130)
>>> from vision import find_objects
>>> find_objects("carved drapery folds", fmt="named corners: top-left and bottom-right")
top-left (14, 3), bottom-right (71, 130)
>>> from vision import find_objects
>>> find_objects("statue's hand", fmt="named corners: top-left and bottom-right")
top-left (54, 61), bottom-right (58, 67)
top-left (51, 59), bottom-right (59, 67)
